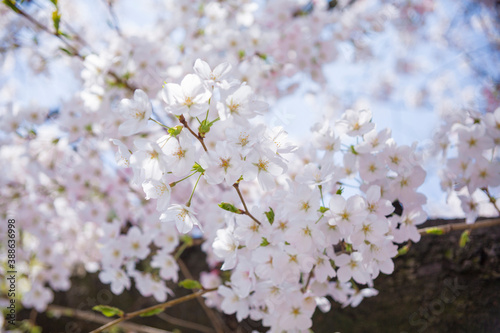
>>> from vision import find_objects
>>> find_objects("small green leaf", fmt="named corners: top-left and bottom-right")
top-left (459, 229), bottom-right (471, 248)
top-left (59, 31), bottom-right (72, 39)
top-left (199, 120), bottom-right (212, 135)
top-left (350, 145), bottom-right (358, 155)
top-left (238, 50), bottom-right (246, 59)
top-left (179, 279), bottom-right (202, 290)
top-left (59, 47), bottom-right (74, 56)
top-left (397, 244), bottom-right (410, 257)
top-left (344, 243), bottom-right (352, 252)
top-left (180, 234), bottom-right (193, 246)
top-left (219, 202), bottom-right (243, 214)
top-left (336, 187), bottom-right (344, 195)
top-left (3, 0), bottom-right (20, 13)
top-left (139, 308), bottom-right (164, 317)
top-left (192, 162), bottom-right (205, 173)
top-left (50, 0), bottom-right (58, 6)
top-left (319, 206), bottom-right (329, 213)
top-left (444, 248), bottom-right (453, 260)
top-left (256, 52), bottom-right (267, 60)
top-left (260, 237), bottom-right (270, 247)
top-left (52, 10), bottom-right (61, 34)
top-left (264, 207), bottom-right (274, 224)
top-left (168, 125), bottom-right (183, 137)
top-left (92, 305), bottom-right (124, 318)
top-left (425, 227), bottom-right (444, 235)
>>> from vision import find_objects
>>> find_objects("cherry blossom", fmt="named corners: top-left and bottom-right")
top-left (117, 89), bottom-right (152, 136)
top-left (1, 0), bottom-right (499, 330)
top-left (162, 74), bottom-right (211, 117)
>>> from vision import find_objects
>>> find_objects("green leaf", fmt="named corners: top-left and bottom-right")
top-left (139, 308), bottom-right (164, 317)
top-left (168, 125), bottom-right (183, 137)
top-left (50, 0), bottom-right (58, 6)
top-left (59, 47), bottom-right (74, 56)
top-left (219, 202), bottom-right (243, 214)
top-left (30, 326), bottom-right (42, 333)
top-left (319, 206), bottom-right (329, 213)
top-left (397, 244), bottom-right (410, 257)
top-left (425, 227), bottom-right (444, 235)
top-left (59, 31), bottom-right (72, 39)
top-left (192, 162), bottom-right (205, 173)
top-left (199, 120), bottom-right (212, 135)
top-left (92, 305), bottom-right (124, 318)
top-left (52, 10), bottom-right (61, 34)
top-left (256, 52), bottom-right (267, 60)
top-left (350, 145), bottom-right (358, 155)
top-left (459, 229), bottom-right (470, 248)
top-left (3, 0), bottom-right (20, 13)
top-left (180, 234), bottom-right (193, 246)
top-left (336, 187), bottom-right (344, 195)
top-left (260, 237), bottom-right (270, 247)
top-left (344, 243), bottom-right (352, 252)
top-left (238, 50), bottom-right (246, 59)
top-left (178, 279), bottom-right (202, 290)
top-left (264, 207), bottom-right (274, 224)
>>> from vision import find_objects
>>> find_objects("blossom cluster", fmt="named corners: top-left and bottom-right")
top-left (109, 59), bottom-right (427, 332)
top-left (434, 108), bottom-right (500, 222)
top-left (0, 0), bottom-right (498, 331)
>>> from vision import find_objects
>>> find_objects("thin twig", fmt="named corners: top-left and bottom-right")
top-left (102, 0), bottom-right (122, 35)
top-left (47, 305), bottom-right (172, 333)
top-left (482, 187), bottom-right (500, 216)
top-left (177, 259), bottom-right (227, 333)
top-left (301, 265), bottom-right (316, 293)
top-left (157, 312), bottom-right (214, 333)
top-left (233, 182), bottom-right (262, 225)
top-left (419, 217), bottom-right (500, 235)
top-left (89, 288), bottom-right (218, 333)
top-left (10, 3), bottom-right (83, 59)
top-left (179, 115), bottom-right (208, 152)
top-left (9, 2), bottom-right (136, 93)
top-left (108, 70), bottom-right (137, 91)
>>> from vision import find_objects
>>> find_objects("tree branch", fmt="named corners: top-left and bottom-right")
top-left (89, 288), bottom-right (217, 333)
top-left (177, 259), bottom-right (227, 333)
top-left (7, 2), bottom-right (137, 92)
top-left (179, 115), bottom-right (208, 152)
top-left (233, 182), bottom-right (262, 225)
top-left (47, 305), bottom-right (172, 333)
top-left (157, 312), bottom-right (214, 333)
top-left (8, 2), bottom-right (83, 59)
top-left (419, 217), bottom-right (500, 235)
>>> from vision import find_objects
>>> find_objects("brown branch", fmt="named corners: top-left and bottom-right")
top-left (10, 3), bottom-right (83, 59)
top-left (177, 259), bottom-right (227, 333)
top-left (157, 312), bottom-right (214, 333)
top-left (301, 265), bottom-right (316, 293)
top-left (108, 70), bottom-right (137, 91)
top-left (47, 305), bottom-right (172, 333)
top-left (179, 115), bottom-right (208, 152)
top-left (89, 288), bottom-right (217, 333)
top-left (419, 217), bottom-right (500, 235)
top-left (233, 182), bottom-right (262, 225)
top-left (9, 2), bottom-right (137, 94)
top-left (482, 187), bottom-right (500, 215)
top-left (101, 0), bottom-right (122, 35)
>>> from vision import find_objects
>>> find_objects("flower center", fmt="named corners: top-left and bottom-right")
top-left (219, 157), bottom-right (231, 171)
top-left (184, 97), bottom-right (194, 107)
top-left (256, 159), bottom-right (269, 172)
